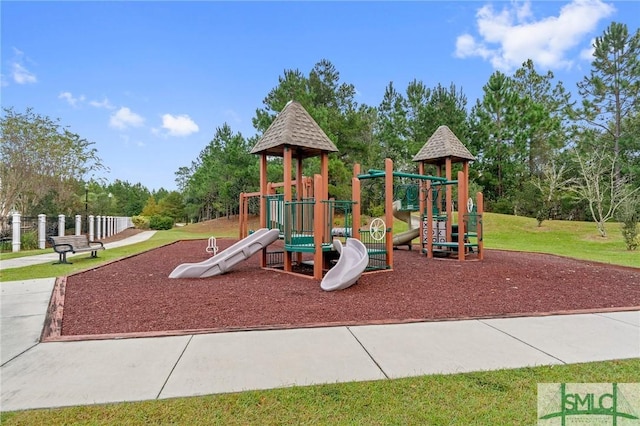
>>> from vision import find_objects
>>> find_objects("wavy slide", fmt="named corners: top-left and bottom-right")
top-left (392, 200), bottom-right (420, 247)
top-left (320, 238), bottom-right (369, 291)
top-left (169, 228), bottom-right (280, 279)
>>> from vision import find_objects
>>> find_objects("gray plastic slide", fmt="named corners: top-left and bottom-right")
top-left (169, 228), bottom-right (280, 279)
top-left (392, 200), bottom-right (421, 247)
top-left (320, 238), bottom-right (369, 291)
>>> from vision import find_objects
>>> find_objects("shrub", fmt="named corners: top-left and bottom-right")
top-left (368, 204), bottom-right (385, 218)
top-left (132, 215), bottom-right (150, 230)
top-left (621, 222), bottom-right (639, 251)
top-left (149, 215), bottom-right (174, 230)
top-left (21, 230), bottom-right (38, 250)
top-left (489, 198), bottom-right (514, 215)
top-left (619, 213), bottom-right (639, 252)
top-left (617, 197), bottom-right (639, 251)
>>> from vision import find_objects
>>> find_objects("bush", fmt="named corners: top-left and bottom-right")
top-left (21, 230), bottom-right (38, 250)
top-left (616, 196), bottom-right (639, 251)
top-left (132, 215), bottom-right (150, 230)
top-left (368, 204), bottom-right (385, 218)
top-left (489, 198), bottom-right (514, 215)
top-left (149, 215), bottom-right (174, 230)
top-left (621, 222), bottom-right (639, 251)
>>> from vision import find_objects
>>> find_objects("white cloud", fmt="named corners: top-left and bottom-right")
top-left (58, 91), bottom-right (85, 107)
top-left (580, 38), bottom-right (596, 61)
top-left (9, 47), bottom-right (37, 84)
top-left (455, 0), bottom-right (615, 72)
top-left (89, 98), bottom-right (115, 109)
top-left (161, 113), bottom-right (199, 137)
top-left (12, 62), bottom-right (37, 84)
top-left (110, 107), bottom-right (145, 129)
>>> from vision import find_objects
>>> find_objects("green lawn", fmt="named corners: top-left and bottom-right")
top-left (2, 359), bottom-right (638, 425)
top-left (1, 214), bottom-right (638, 423)
top-left (0, 228), bottom-right (216, 282)
top-left (483, 213), bottom-right (639, 268)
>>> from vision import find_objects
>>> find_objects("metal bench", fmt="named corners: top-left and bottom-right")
top-left (50, 235), bottom-right (105, 264)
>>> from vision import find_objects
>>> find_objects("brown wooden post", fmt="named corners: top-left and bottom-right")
top-left (313, 174), bottom-right (324, 280)
top-left (352, 163), bottom-right (362, 240)
top-left (296, 157), bottom-right (303, 201)
top-left (418, 162), bottom-right (426, 256)
top-left (321, 152), bottom-right (329, 242)
top-left (463, 161), bottom-right (470, 204)
top-left (352, 176), bottom-right (361, 241)
top-left (284, 147), bottom-right (293, 202)
top-left (296, 156), bottom-right (304, 265)
top-left (385, 158), bottom-right (394, 269)
top-left (457, 171), bottom-right (465, 261)
top-left (283, 146), bottom-right (293, 272)
top-left (445, 157), bottom-right (452, 243)
top-left (426, 180), bottom-right (433, 259)
top-left (239, 192), bottom-right (244, 239)
top-left (321, 153), bottom-right (329, 200)
top-left (477, 191), bottom-right (484, 260)
top-left (259, 155), bottom-right (268, 267)
top-left (260, 155), bottom-right (267, 229)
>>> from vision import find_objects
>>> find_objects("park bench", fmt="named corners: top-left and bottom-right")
top-left (50, 235), bottom-right (105, 264)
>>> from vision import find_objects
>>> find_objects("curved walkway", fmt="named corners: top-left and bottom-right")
top-left (1, 231), bottom-right (638, 411)
top-left (0, 231), bottom-right (156, 269)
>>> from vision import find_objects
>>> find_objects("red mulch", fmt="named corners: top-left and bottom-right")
top-left (54, 239), bottom-right (640, 340)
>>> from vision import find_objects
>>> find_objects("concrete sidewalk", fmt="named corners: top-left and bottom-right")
top-left (1, 274), bottom-right (638, 411)
top-left (0, 231), bottom-right (156, 269)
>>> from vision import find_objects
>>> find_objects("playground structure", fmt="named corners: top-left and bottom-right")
top-left (170, 102), bottom-right (483, 285)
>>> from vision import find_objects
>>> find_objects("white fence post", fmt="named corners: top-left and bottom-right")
top-left (38, 214), bottom-right (46, 249)
top-left (89, 215), bottom-right (95, 241)
top-left (58, 215), bottom-right (65, 237)
top-left (12, 213), bottom-right (21, 253)
top-left (75, 215), bottom-right (82, 236)
top-left (96, 215), bottom-right (102, 240)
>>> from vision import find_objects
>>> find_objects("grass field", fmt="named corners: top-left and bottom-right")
top-left (2, 359), bottom-right (638, 425)
top-left (1, 213), bottom-right (638, 424)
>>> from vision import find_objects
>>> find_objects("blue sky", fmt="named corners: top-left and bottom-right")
top-left (2, 1), bottom-right (638, 191)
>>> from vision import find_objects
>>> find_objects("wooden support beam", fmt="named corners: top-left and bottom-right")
top-left (352, 176), bottom-right (361, 241)
top-left (385, 158), bottom-right (394, 269)
top-left (419, 162), bottom-right (425, 255)
top-left (313, 174), bottom-right (324, 280)
top-left (426, 180), bottom-right (433, 259)
top-left (477, 192), bottom-right (484, 260)
top-left (284, 147), bottom-right (292, 272)
top-left (259, 155), bottom-right (267, 267)
top-left (457, 170), bottom-right (465, 261)
top-left (445, 157), bottom-right (452, 243)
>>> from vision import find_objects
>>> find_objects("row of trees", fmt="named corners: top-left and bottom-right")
top-left (0, 109), bottom-right (185, 222)
top-left (1, 22), bottom-right (638, 243)
top-left (178, 22), bottom-right (639, 240)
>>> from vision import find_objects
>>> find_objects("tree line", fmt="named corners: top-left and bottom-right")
top-left (2, 22), bottom-right (638, 244)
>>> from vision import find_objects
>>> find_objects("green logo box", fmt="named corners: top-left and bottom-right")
top-left (538, 383), bottom-right (640, 425)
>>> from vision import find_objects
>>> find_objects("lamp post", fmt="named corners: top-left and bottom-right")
top-left (84, 183), bottom-right (89, 234)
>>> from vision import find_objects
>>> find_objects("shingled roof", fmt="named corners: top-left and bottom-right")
top-left (412, 125), bottom-right (476, 164)
top-left (250, 100), bottom-right (338, 158)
